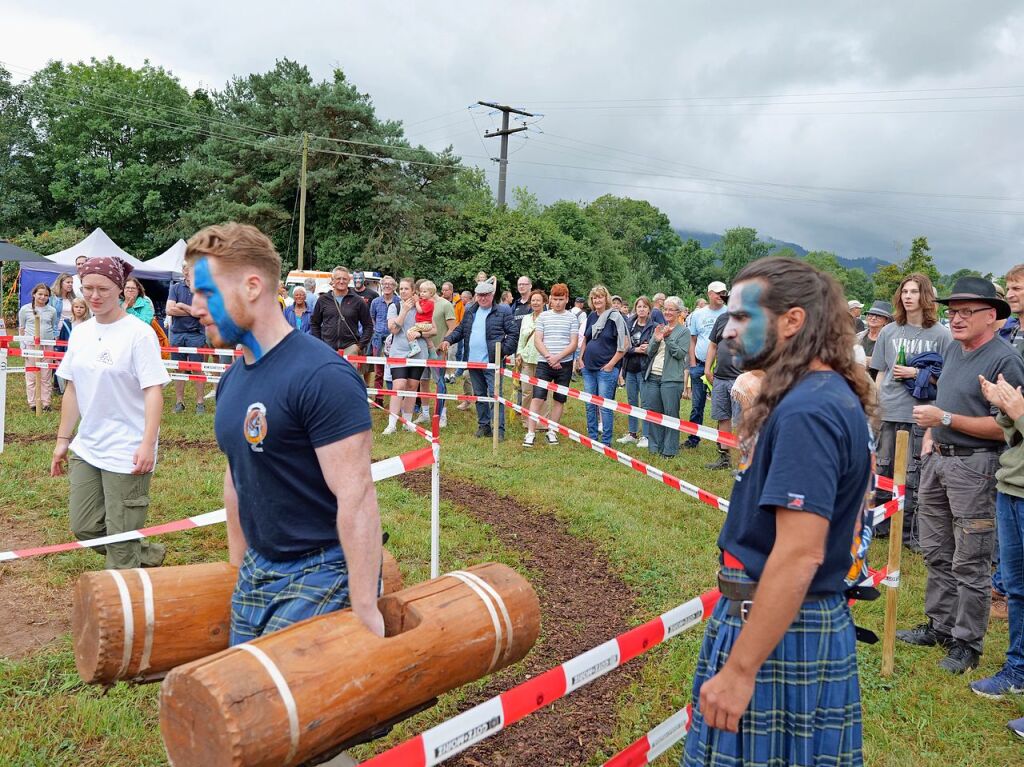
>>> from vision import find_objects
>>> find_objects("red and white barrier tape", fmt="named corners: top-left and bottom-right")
top-left (603, 706), bottom-right (693, 767)
top-left (343, 354), bottom-right (498, 371)
top-left (169, 373), bottom-right (221, 384)
top-left (368, 388), bottom-right (495, 405)
top-left (0, 446), bottom-right (435, 562)
top-left (500, 397), bottom-right (731, 512)
top-left (502, 368), bottom-right (738, 448)
top-left (358, 589), bottom-right (720, 767)
top-left (368, 398), bottom-right (437, 443)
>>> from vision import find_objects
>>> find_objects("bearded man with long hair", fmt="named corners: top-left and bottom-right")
top-left (683, 258), bottom-right (874, 767)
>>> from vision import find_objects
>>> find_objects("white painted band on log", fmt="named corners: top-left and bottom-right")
top-left (108, 569), bottom-right (134, 678)
top-left (454, 569), bottom-right (514, 663)
top-left (135, 569), bottom-right (155, 674)
top-left (448, 571), bottom-right (503, 672)
top-left (237, 643), bottom-right (300, 765)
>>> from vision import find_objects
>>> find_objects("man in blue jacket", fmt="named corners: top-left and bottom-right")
top-left (439, 278), bottom-right (517, 439)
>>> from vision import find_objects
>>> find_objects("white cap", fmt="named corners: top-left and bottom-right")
top-left (707, 281), bottom-right (728, 294)
top-left (848, 300), bottom-right (864, 309)
top-left (475, 277), bottom-right (497, 295)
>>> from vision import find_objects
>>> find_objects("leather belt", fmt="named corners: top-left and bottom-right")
top-left (934, 443), bottom-right (998, 457)
top-left (717, 572), bottom-right (832, 622)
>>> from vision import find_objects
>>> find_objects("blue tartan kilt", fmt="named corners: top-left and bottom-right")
top-left (683, 568), bottom-right (863, 767)
top-left (230, 545), bottom-right (351, 646)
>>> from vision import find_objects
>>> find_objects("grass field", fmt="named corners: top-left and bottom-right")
top-left (1, 371), bottom-right (1023, 766)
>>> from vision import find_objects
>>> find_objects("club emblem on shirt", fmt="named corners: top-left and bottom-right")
top-left (97, 350), bottom-right (114, 366)
top-left (244, 402), bottom-right (268, 452)
top-left (786, 493), bottom-right (805, 510)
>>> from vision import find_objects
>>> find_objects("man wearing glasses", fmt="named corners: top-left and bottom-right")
top-left (898, 277), bottom-right (1024, 674)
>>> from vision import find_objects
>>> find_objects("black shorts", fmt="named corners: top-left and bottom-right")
top-left (533, 360), bottom-right (573, 402)
top-left (389, 365), bottom-right (426, 382)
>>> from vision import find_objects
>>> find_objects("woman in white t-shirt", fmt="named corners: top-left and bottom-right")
top-left (50, 256), bottom-right (171, 570)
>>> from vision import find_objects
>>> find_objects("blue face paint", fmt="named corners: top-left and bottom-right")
top-left (731, 282), bottom-right (769, 369)
top-left (192, 257), bottom-right (263, 359)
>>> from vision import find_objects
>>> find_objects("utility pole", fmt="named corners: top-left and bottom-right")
top-left (478, 102), bottom-right (533, 207)
top-left (297, 132), bottom-right (309, 270)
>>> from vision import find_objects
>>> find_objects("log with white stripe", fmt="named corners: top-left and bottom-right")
top-left (0, 446), bottom-right (435, 561)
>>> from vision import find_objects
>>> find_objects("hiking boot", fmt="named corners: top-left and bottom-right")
top-left (173, 401), bottom-right (186, 414)
top-left (523, 432), bottom-right (536, 448)
top-left (992, 589), bottom-right (1009, 621)
top-left (970, 669), bottom-right (1024, 700)
top-left (896, 621), bottom-right (955, 648)
top-left (475, 426), bottom-right (492, 438)
top-left (683, 440), bottom-right (700, 450)
top-left (195, 403), bottom-right (206, 415)
top-left (705, 452), bottom-right (732, 471)
top-left (939, 641), bottom-right (980, 674)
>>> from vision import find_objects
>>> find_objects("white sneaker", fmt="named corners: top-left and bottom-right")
top-left (523, 431), bottom-right (536, 448)
top-left (637, 437), bottom-right (649, 448)
top-left (414, 412), bottom-right (430, 425)
top-left (617, 434), bottom-right (637, 444)
top-left (439, 413), bottom-right (447, 428)
top-left (403, 421), bottom-right (418, 432)
top-left (382, 424), bottom-right (397, 436)
top-left (546, 430), bottom-right (558, 445)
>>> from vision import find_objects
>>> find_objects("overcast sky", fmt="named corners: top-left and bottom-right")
top-left (4, 2), bottom-right (1023, 274)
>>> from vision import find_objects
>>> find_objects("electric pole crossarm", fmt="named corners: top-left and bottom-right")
top-left (476, 101), bottom-right (533, 208)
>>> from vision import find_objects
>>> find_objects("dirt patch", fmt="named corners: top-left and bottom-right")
top-left (0, 514), bottom-right (72, 660)
top-left (399, 471), bottom-right (641, 767)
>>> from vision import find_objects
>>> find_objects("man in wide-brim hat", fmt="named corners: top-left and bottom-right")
top-left (858, 300), bottom-right (893, 379)
top-left (898, 275), bottom-right (1024, 673)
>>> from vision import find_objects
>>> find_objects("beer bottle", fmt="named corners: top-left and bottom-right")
top-left (896, 342), bottom-right (906, 367)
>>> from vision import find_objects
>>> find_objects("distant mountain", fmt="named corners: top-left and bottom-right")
top-left (674, 229), bottom-right (891, 275)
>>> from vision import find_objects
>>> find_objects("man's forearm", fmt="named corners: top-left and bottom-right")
top-left (337, 485), bottom-right (383, 610)
top-left (950, 414), bottom-right (1004, 441)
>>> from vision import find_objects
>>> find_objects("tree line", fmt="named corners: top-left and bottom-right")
top-left (1, 57), bottom-right (990, 315)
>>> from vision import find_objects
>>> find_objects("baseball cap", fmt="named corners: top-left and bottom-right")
top-left (475, 277), bottom-right (497, 295)
top-left (848, 300), bottom-right (864, 309)
top-left (707, 281), bottom-right (728, 294)
top-left (574, 296), bottom-right (586, 304)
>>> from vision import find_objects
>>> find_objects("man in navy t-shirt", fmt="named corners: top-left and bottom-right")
top-left (683, 258), bottom-right (873, 767)
top-left (184, 222), bottom-right (384, 644)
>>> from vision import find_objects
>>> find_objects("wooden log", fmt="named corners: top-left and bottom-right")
top-left (73, 552), bottom-right (403, 685)
top-left (160, 562), bottom-right (540, 767)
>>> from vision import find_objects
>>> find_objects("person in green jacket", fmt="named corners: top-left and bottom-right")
top-left (642, 296), bottom-right (690, 457)
top-left (122, 277), bottom-right (155, 325)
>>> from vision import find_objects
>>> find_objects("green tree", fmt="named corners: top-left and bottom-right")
top-left (902, 236), bottom-right (941, 285)
top-left (841, 267), bottom-right (874, 306)
top-left (24, 57), bottom-right (203, 256)
top-left (0, 66), bottom-right (49, 236)
top-left (716, 227), bottom-right (775, 280)
top-left (873, 263), bottom-right (903, 302)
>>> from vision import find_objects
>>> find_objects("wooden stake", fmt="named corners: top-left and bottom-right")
top-left (33, 312), bottom-right (42, 416)
top-left (881, 429), bottom-right (910, 677)
top-left (493, 341), bottom-right (501, 454)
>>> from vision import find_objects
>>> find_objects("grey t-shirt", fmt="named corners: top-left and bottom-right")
top-left (874, 321), bottom-right (953, 422)
top-left (932, 336), bottom-right (1024, 449)
top-left (386, 303), bottom-right (426, 359)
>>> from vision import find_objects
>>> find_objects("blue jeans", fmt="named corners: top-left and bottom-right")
top-left (997, 492), bottom-right (1024, 681)
top-left (469, 368), bottom-right (504, 434)
top-left (685, 362), bottom-right (707, 447)
top-left (642, 377), bottom-right (683, 457)
top-left (624, 369), bottom-right (649, 438)
top-left (430, 353), bottom-right (447, 418)
top-left (582, 368), bottom-right (618, 445)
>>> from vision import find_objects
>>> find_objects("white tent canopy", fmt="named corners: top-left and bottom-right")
top-left (45, 228), bottom-right (145, 268)
top-left (142, 239), bottom-right (185, 276)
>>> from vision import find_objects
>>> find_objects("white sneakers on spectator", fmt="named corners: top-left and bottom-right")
top-left (637, 437), bottom-right (649, 448)
top-left (523, 432), bottom-right (536, 448)
top-left (439, 412), bottom-right (447, 428)
top-left (414, 411), bottom-right (430, 425)
top-left (546, 429), bottom-right (558, 445)
top-left (617, 434), bottom-right (638, 444)
top-left (382, 424), bottom-right (397, 436)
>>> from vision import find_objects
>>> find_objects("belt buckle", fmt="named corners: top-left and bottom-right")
top-left (740, 600), bottom-right (753, 623)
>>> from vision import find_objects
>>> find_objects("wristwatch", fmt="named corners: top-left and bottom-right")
top-left (941, 411), bottom-right (953, 427)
